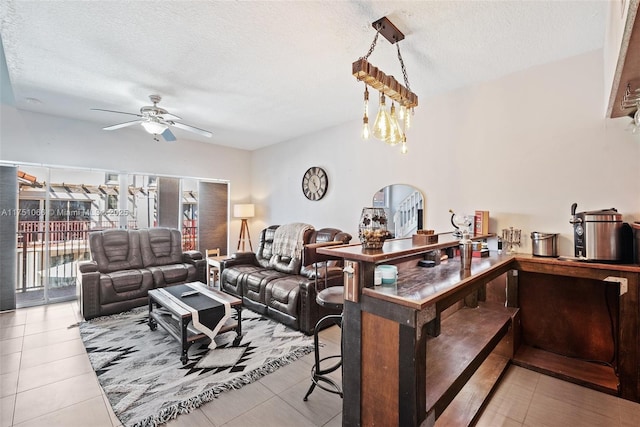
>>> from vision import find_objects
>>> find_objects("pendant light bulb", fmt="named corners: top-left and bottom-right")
top-left (388, 102), bottom-right (402, 146)
top-left (401, 138), bottom-right (408, 154)
top-left (405, 107), bottom-right (412, 130)
top-left (364, 86), bottom-right (369, 118)
top-left (362, 86), bottom-right (370, 140)
top-left (362, 116), bottom-right (370, 140)
top-left (372, 93), bottom-right (392, 142)
top-left (398, 105), bottom-right (406, 122)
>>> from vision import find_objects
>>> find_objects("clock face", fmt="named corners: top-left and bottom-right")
top-left (302, 167), bottom-right (328, 201)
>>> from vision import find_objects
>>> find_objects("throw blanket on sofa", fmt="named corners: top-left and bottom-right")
top-left (272, 223), bottom-right (314, 258)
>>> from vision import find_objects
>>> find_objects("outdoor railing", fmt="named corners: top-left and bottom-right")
top-left (182, 220), bottom-right (197, 251)
top-left (16, 220), bottom-right (196, 294)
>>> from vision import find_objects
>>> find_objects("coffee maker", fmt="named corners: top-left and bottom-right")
top-left (569, 203), bottom-right (622, 262)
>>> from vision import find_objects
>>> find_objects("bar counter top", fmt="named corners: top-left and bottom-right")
top-left (362, 253), bottom-right (514, 310)
top-left (318, 238), bottom-right (640, 311)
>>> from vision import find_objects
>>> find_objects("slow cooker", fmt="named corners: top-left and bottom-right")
top-left (569, 203), bottom-right (622, 262)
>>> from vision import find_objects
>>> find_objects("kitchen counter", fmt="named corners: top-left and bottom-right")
top-left (362, 253), bottom-right (513, 310)
top-left (318, 240), bottom-right (640, 426)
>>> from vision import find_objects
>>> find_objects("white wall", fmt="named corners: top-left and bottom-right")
top-left (0, 105), bottom-right (254, 251)
top-left (252, 49), bottom-right (640, 257)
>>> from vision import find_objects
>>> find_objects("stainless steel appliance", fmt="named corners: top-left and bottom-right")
top-left (569, 203), bottom-right (623, 262)
top-left (530, 232), bottom-right (558, 257)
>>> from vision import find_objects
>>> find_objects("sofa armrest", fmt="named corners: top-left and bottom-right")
top-left (192, 258), bottom-right (208, 283)
top-left (79, 270), bottom-right (101, 320)
top-left (182, 250), bottom-right (203, 262)
top-left (78, 260), bottom-right (98, 274)
top-left (222, 252), bottom-right (258, 269)
top-left (178, 252), bottom-right (206, 283)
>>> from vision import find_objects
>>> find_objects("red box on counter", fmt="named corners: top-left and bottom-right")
top-left (474, 210), bottom-right (489, 236)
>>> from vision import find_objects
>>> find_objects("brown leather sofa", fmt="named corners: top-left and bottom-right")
top-left (220, 224), bottom-right (351, 334)
top-left (78, 227), bottom-right (206, 320)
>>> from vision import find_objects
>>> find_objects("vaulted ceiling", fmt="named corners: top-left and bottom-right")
top-left (0, 1), bottom-right (606, 150)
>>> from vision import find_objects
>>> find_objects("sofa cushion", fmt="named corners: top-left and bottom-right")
top-left (266, 277), bottom-right (303, 330)
top-left (99, 269), bottom-right (153, 304)
top-left (243, 269), bottom-right (288, 313)
top-left (267, 277), bottom-right (301, 311)
top-left (139, 228), bottom-right (183, 267)
top-left (148, 264), bottom-right (191, 286)
top-left (220, 264), bottom-right (265, 298)
top-left (89, 229), bottom-right (143, 273)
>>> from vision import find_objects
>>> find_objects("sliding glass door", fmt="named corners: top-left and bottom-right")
top-left (10, 164), bottom-right (228, 308)
top-left (16, 166), bottom-right (110, 307)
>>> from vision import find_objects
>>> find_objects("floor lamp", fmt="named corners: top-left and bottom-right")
top-left (234, 204), bottom-right (255, 252)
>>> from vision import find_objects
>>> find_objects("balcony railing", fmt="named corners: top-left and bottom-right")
top-left (182, 219), bottom-right (197, 251)
top-left (16, 220), bottom-right (197, 299)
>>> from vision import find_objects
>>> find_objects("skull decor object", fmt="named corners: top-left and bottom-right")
top-left (359, 207), bottom-right (389, 249)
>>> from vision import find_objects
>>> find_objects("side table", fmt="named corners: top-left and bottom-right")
top-left (206, 255), bottom-right (228, 288)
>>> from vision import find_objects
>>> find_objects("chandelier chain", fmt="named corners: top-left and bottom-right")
top-left (363, 30), bottom-right (380, 60)
top-left (396, 44), bottom-right (411, 92)
top-left (362, 28), bottom-right (412, 93)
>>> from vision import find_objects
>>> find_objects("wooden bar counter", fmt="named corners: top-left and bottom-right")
top-left (318, 236), bottom-right (640, 427)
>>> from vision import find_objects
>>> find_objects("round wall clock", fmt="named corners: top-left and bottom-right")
top-left (302, 166), bottom-right (328, 201)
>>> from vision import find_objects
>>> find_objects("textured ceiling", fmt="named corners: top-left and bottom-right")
top-left (0, 1), bottom-right (606, 150)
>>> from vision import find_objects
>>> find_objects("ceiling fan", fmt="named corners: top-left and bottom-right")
top-left (92, 95), bottom-right (213, 142)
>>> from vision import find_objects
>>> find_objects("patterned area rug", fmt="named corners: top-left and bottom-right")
top-left (79, 307), bottom-right (313, 427)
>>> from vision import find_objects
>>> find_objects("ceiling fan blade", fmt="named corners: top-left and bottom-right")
top-left (169, 121), bottom-right (213, 137)
top-left (91, 108), bottom-right (142, 118)
top-left (161, 112), bottom-right (182, 121)
top-left (103, 120), bottom-right (143, 130)
top-left (161, 128), bottom-right (177, 142)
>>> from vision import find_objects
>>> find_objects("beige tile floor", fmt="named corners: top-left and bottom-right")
top-left (1, 300), bottom-right (639, 427)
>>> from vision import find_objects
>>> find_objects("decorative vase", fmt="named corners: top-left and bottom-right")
top-left (359, 207), bottom-right (388, 249)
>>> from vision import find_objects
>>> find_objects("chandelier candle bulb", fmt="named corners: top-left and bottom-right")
top-left (373, 93), bottom-right (392, 142)
top-left (362, 116), bottom-right (370, 140)
top-left (362, 86), bottom-right (370, 140)
top-left (398, 105), bottom-right (406, 121)
top-left (388, 102), bottom-right (403, 145)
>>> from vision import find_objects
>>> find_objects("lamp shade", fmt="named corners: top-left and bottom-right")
top-left (141, 120), bottom-right (168, 135)
top-left (233, 204), bottom-right (255, 218)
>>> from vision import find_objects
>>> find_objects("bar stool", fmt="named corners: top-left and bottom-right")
top-left (303, 285), bottom-right (344, 401)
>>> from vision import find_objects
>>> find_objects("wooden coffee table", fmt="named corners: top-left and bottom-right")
top-left (148, 282), bottom-right (242, 364)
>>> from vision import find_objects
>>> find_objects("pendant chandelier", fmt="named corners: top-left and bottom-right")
top-left (353, 17), bottom-right (418, 154)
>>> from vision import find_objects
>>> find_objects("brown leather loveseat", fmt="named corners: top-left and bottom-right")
top-left (78, 227), bottom-right (206, 320)
top-left (220, 223), bottom-right (351, 334)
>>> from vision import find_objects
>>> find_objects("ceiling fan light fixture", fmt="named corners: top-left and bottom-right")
top-left (141, 120), bottom-right (168, 135)
top-left (93, 94), bottom-right (212, 141)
